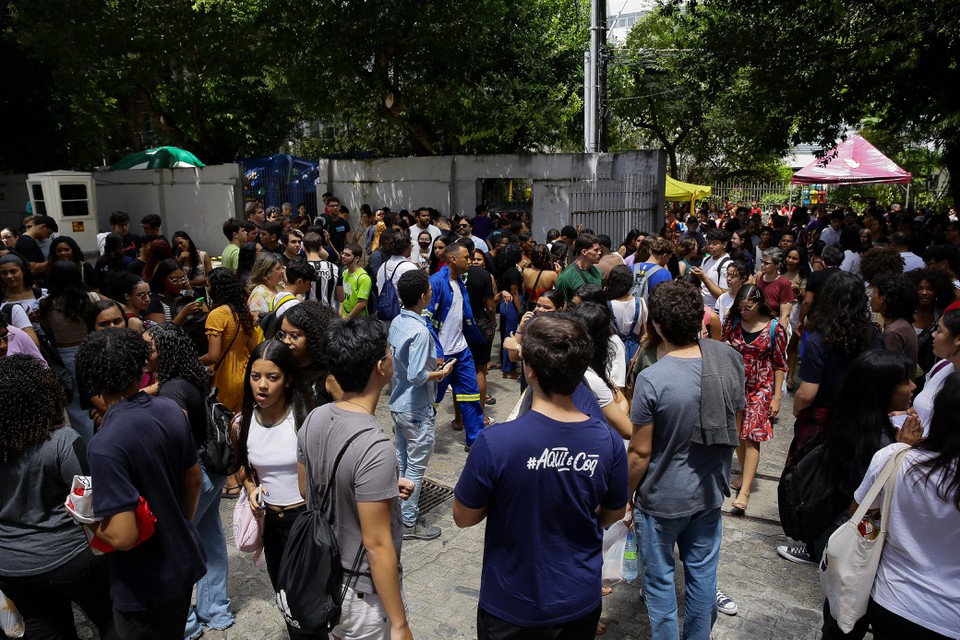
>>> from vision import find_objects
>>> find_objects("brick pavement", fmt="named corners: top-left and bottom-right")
top-left (76, 367), bottom-right (829, 640)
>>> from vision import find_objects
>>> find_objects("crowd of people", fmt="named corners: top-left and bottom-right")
top-left (1, 194), bottom-right (959, 640)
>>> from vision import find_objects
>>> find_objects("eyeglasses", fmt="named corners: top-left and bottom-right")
top-left (133, 291), bottom-right (151, 300)
top-left (0, 235), bottom-right (13, 241)
top-left (738, 302), bottom-right (759, 312)
top-left (760, 260), bottom-right (775, 266)
top-left (0, 330), bottom-right (9, 342)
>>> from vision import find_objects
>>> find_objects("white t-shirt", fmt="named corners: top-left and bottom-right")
top-left (900, 251), bottom-right (924, 273)
top-left (583, 367), bottom-right (614, 409)
top-left (438, 280), bottom-right (468, 356)
top-left (700, 254), bottom-right (730, 310)
top-left (840, 250), bottom-right (862, 277)
top-left (608, 336), bottom-right (626, 388)
top-left (245, 410), bottom-right (303, 507)
top-left (854, 444), bottom-right (960, 637)
top-left (608, 297), bottom-right (646, 338)
top-left (377, 255), bottom-right (419, 293)
top-left (2, 303), bottom-right (32, 331)
top-left (912, 360), bottom-right (954, 436)
top-left (715, 290), bottom-right (735, 326)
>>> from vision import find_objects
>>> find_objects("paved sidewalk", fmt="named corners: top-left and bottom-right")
top-left (77, 369), bottom-right (828, 640)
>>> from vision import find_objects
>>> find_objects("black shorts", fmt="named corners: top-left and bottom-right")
top-left (469, 339), bottom-right (492, 366)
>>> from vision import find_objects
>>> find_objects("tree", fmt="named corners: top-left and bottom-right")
top-left (674, 0), bottom-right (960, 205)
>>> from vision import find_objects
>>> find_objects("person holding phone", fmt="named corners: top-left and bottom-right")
top-left (389, 270), bottom-right (455, 540)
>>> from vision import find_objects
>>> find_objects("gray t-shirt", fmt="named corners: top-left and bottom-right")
top-left (0, 427), bottom-right (89, 576)
top-left (630, 355), bottom-right (734, 518)
top-left (296, 404), bottom-right (402, 593)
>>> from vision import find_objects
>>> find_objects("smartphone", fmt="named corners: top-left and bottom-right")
top-left (444, 358), bottom-right (457, 369)
top-left (195, 297), bottom-right (205, 305)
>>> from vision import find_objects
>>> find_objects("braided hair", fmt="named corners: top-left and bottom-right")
top-left (0, 354), bottom-right (67, 463)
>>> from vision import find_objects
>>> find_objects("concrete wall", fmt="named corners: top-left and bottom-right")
top-left (0, 173), bottom-right (29, 231)
top-left (94, 164), bottom-right (243, 257)
top-left (316, 151), bottom-right (666, 241)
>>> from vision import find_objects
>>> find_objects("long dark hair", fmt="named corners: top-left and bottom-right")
top-left (820, 350), bottom-right (913, 504)
top-left (282, 300), bottom-right (337, 370)
top-left (100, 233), bottom-right (127, 272)
top-left (47, 236), bottom-right (84, 267)
top-left (39, 261), bottom-right (94, 323)
top-left (496, 243), bottom-right (523, 285)
top-left (237, 242), bottom-right (258, 286)
top-left (809, 271), bottom-right (876, 355)
top-left (722, 284), bottom-right (773, 338)
top-left (571, 302), bottom-right (615, 386)
top-left (911, 371), bottom-right (960, 511)
top-left (146, 323), bottom-right (211, 390)
top-left (236, 340), bottom-right (313, 474)
top-left (149, 258), bottom-right (184, 296)
top-left (207, 267), bottom-right (255, 334)
top-left (173, 231), bottom-right (202, 280)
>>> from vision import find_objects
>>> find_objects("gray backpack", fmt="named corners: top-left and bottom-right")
top-left (628, 263), bottom-right (663, 302)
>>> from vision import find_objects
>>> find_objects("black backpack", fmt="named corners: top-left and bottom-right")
top-left (375, 263), bottom-right (402, 321)
top-left (274, 428), bottom-right (376, 633)
top-left (201, 386), bottom-right (236, 475)
top-left (777, 441), bottom-right (835, 544)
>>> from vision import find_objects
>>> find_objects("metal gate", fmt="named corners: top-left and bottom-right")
top-left (569, 174), bottom-right (660, 243)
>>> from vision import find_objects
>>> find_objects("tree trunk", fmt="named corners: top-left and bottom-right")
top-left (942, 137), bottom-right (960, 210)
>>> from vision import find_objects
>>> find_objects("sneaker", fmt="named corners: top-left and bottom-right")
top-left (464, 444), bottom-right (472, 453)
top-left (716, 590), bottom-right (738, 616)
top-left (403, 517), bottom-right (441, 541)
top-left (776, 544), bottom-right (816, 565)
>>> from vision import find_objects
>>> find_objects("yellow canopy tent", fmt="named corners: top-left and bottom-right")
top-left (664, 176), bottom-right (712, 216)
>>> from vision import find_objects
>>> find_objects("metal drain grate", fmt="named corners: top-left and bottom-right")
top-left (418, 479), bottom-right (455, 514)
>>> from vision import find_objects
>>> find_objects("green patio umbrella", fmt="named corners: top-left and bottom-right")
top-left (109, 146), bottom-right (206, 170)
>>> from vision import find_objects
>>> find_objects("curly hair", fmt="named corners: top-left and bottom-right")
top-left (283, 300), bottom-right (338, 369)
top-left (39, 261), bottom-right (95, 323)
top-left (649, 279), bottom-right (703, 346)
top-left (0, 354), bottom-right (67, 462)
top-left (324, 316), bottom-right (387, 393)
top-left (236, 340), bottom-right (313, 474)
top-left (874, 272), bottom-right (918, 323)
top-left (908, 268), bottom-right (957, 312)
top-left (809, 271), bottom-right (876, 355)
top-left (860, 245), bottom-right (904, 284)
top-left (496, 243), bottom-right (524, 282)
top-left (530, 244), bottom-right (554, 271)
top-left (146, 323), bottom-right (211, 390)
top-left (77, 329), bottom-right (152, 396)
top-left (207, 268), bottom-right (255, 334)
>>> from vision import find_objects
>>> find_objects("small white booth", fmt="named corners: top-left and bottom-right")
top-left (26, 171), bottom-right (100, 254)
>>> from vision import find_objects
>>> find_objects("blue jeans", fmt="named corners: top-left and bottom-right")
top-left (184, 462), bottom-right (234, 639)
top-left (640, 507), bottom-right (722, 640)
top-left (392, 406), bottom-right (437, 527)
top-left (58, 346), bottom-right (94, 443)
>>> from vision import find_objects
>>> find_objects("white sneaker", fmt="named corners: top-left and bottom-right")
top-left (716, 589), bottom-right (738, 616)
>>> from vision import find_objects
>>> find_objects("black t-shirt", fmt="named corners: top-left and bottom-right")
top-left (804, 266), bottom-right (841, 297)
top-left (465, 265), bottom-right (495, 319)
top-left (120, 233), bottom-right (140, 259)
top-left (484, 252), bottom-right (497, 275)
top-left (158, 377), bottom-right (206, 449)
top-left (497, 266), bottom-right (523, 295)
top-left (325, 217), bottom-right (351, 253)
top-left (15, 235), bottom-right (44, 264)
top-left (87, 392), bottom-right (206, 611)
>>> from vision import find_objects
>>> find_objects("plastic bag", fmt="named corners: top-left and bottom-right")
top-left (0, 589), bottom-right (25, 638)
top-left (601, 521), bottom-right (629, 586)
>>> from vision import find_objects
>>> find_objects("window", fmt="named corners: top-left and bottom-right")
top-left (30, 183), bottom-right (47, 215)
top-left (59, 183), bottom-right (90, 217)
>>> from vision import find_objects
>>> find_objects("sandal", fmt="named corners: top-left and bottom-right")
top-left (730, 495), bottom-right (749, 515)
top-left (221, 485), bottom-right (241, 500)
top-left (730, 478), bottom-right (742, 491)
top-left (596, 622), bottom-right (607, 636)
top-left (602, 586), bottom-right (613, 597)
top-left (485, 395), bottom-right (497, 405)
top-left (451, 420), bottom-right (464, 432)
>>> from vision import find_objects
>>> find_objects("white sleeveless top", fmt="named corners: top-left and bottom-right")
top-left (246, 408), bottom-right (303, 507)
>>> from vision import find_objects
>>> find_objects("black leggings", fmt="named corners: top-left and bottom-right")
top-left (822, 597), bottom-right (952, 640)
top-left (0, 548), bottom-right (116, 640)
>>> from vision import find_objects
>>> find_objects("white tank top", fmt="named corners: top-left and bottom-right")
top-left (246, 408), bottom-right (303, 507)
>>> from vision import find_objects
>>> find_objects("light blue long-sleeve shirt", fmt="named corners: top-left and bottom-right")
top-left (388, 309), bottom-right (438, 412)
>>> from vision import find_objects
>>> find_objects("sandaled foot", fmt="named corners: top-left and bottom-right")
top-left (730, 478), bottom-right (742, 491)
top-left (451, 420), bottom-right (464, 432)
top-left (596, 621), bottom-right (607, 636)
top-left (602, 586), bottom-right (613, 596)
top-left (221, 485), bottom-right (241, 499)
top-left (730, 494), bottom-right (749, 515)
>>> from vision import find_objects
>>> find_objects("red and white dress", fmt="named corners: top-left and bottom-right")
top-left (723, 319), bottom-right (788, 442)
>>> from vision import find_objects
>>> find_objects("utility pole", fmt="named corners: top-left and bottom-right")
top-left (584, 0), bottom-right (607, 152)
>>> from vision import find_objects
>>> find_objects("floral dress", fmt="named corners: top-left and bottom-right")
top-left (724, 319), bottom-right (788, 442)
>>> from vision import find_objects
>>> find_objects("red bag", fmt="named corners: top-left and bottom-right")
top-left (88, 496), bottom-right (158, 554)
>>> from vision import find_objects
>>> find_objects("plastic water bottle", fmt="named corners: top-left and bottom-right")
top-left (623, 528), bottom-right (639, 582)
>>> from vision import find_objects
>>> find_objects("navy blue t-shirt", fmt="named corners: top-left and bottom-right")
top-left (88, 392), bottom-right (206, 611)
top-left (454, 409), bottom-right (629, 626)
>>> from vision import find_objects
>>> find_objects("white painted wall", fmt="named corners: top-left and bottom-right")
top-left (94, 164), bottom-right (243, 257)
top-left (317, 151), bottom-right (666, 241)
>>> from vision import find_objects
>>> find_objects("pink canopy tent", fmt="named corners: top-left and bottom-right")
top-left (790, 134), bottom-right (912, 206)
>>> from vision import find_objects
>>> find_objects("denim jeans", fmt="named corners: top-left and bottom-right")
top-left (639, 507), bottom-right (722, 640)
top-left (392, 406), bottom-right (437, 527)
top-left (58, 345), bottom-right (94, 443)
top-left (184, 462), bottom-right (234, 639)
top-left (499, 300), bottom-right (520, 373)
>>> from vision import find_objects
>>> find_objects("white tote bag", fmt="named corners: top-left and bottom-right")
top-left (819, 444), bottom-right (910, 633)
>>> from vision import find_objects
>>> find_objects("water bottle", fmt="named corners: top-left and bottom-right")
top-left (623, 527), bottom-right (639, 582)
